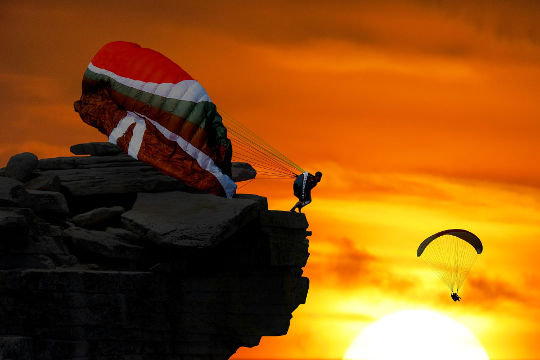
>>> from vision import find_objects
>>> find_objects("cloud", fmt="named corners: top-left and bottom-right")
top-left (252, 39), bottom-right (478, 78)
top-left (301, 310), bottom-right (374, 323)
top-left (3, 1), bottom-right (539, 61)
top-left (0, 72), bottom-right (103, 166)
top-left (308, 236), bottom-right (417, 294)
top-left (419, 0), bottom-right (540, 45)
top-left (465, 274), bottom-right (529, 307)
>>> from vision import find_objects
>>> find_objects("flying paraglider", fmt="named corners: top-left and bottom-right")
top-left (74, 41), bottom-right (306, 198)
top-left (417, 229), bottom-right (483, 301)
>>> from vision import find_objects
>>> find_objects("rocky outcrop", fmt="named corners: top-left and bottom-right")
top-left (0, 143), bottom-right (310, 360)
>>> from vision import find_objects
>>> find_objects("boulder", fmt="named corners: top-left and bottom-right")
top-left (0, 208), bottom-right (32, 246)
top-left (22, 190), bottom-right (69, 216)
top-left (63, 226), bottom-right (143, 260)
top-left (4, 152), bottom-right (38, 181)
top-left (104, 227), bottom-right (142, 244)
top-left (72, 206), bottom-right (124, 229)
top-left (37, 163), bottom-right (188, 196)
top-left (0, 177), bottom-right (27, 206)
top-left (24, 174), bottom-right (61, 192)
top-left (38, 154), bottom-right (136, 170)
top-left (231, 162), bottom-right (257, 182)
top-left (37, 157), bottom-right (78, 170)
top-left (70, 142), bottom-right (122, 156)
top-left (122, 191), bottom-right (261, 248)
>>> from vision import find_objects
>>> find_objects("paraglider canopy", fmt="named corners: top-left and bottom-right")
top-left (75, 41), bottom-right (304, 197)
top-left (417, 229), bottom-right (483, 257)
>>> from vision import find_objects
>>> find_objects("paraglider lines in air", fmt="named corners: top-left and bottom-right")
top-left (220, 110), bottom-right (305, 179)
top-left (222, 110), bottom-right (303, 172)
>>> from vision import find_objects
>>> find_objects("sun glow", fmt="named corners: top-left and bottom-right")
top-left (343, 310), bottom-right (489, 360)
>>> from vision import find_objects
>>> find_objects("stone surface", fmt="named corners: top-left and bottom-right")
top-left (24, 174), bottom-right (61, 192)
top-left (70, 142), bottom-right (122, 156)
top-left (37, 162), bottom-right (189, 197)
top-left (0, 208), bottom-right (32, 246)
top-left (231, 162), bottom-right (257, 182)
top-left (0, 269), bottom-right (308, 360)
top-left (122, 191), bottom-right (261, 248)
top-left (234, 193), bottom-right (268, 212)
top-left (104, 226), bottom-right (142, 244)
top-left (72, 206), bottom-right (124, 229)
top-left (4, 152), bottom-right (38, 182)
top-left (21, 190), bottom-right (69, 216)
top-left (261, 210), bottom-right (309, 229)
top-left (0, 336), bottom-right (33, 360)
top-left (63, 226), bottom-right (143, 261)
top-left (0, 177), bottom-right (27, 206)
top-left (38, 153), bottom-right (136, 170)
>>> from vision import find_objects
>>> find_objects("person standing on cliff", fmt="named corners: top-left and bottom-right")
top-left (290, 171), bottom-right (322, 213)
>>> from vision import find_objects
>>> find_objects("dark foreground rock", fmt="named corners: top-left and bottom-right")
top-left (0, 144), bottom-right (310, 360)
top-left (4, 152), bottom-right (38, 182)
top-left (70, 142), bottom-right (123, 156)
top-left (122, 192), bottom-right (261, 248)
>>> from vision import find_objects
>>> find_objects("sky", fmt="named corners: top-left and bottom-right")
top-left (1, 1), bottom-right (540, 359)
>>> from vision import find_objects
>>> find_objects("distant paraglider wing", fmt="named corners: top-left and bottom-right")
top-left (417, 229), bottom-right (483, 257)
top-left (74, 41), bottom-right (237, 198)
top-left (417, 229), bottom-right (483, 294)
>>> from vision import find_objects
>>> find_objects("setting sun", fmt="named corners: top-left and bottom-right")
top-left (343, 310), bottom-right (489, 360)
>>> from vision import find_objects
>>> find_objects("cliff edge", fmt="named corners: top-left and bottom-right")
top-left (0, 143), bottom-right (310, 360)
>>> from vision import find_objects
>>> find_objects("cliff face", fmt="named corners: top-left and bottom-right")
top-left (0, 144), bottom-right (309, 360)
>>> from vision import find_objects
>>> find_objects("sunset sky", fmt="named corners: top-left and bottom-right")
top-left (1, 1), bottom-right (540, 359)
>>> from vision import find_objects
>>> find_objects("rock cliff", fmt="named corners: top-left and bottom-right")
top-left (0, 143), bottom-right (309, 360)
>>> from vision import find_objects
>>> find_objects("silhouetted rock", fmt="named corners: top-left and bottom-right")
top-left (0, 336), bottom-right (33, 360)
top-left (63, 226), bottom-right (143, 261)
top-left (0, 208), bottom-right (32, 245)
top-left (263, 211), bottom-right (310, 267)
top-left (37, 160), bottom-right (188, 197)
top-left (70, 142), bottom-right (123, 156)
top-left (0, 144), bottom-right (310, 360)
top-left (20, 190), bottom-right (69, 217)
top-left (4, 152), bottom-right (38, 182)
top-left (104, 226), bottom-right (142, 243)
top-left (122, 191), bottom-right (260, 248)
top-left (232, 162), bottom-right (257, 181)
top-left (72, 206), bottom-right (124, 229)
top-left (24, 174), bottom-right (61, 192)
top-left (0, 177), bottom-right (27, 206)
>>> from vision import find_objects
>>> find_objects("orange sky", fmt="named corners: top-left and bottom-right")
top-left (1, 1), bottom-right (540, 359)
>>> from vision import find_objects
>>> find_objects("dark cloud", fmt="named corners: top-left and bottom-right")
top-left (419, 0), bottom-right (540, 44)
top-left (462, 274), bottom-right (532, 308)
top-left (2, 0), bottom-right (538, 69)
top-left (322, 237), bottom-right (376, 284)
top-left (308, 237), bottom-right (417, 294)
